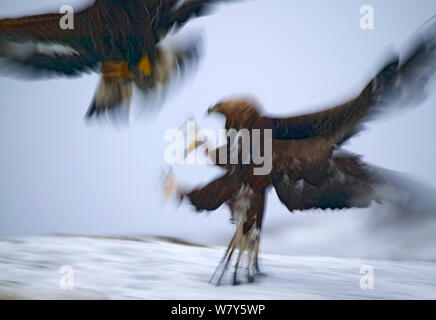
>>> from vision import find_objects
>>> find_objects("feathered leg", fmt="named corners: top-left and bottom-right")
top-left (246, 233), bottom-right (257, 283)
top-left (233, 229), bottom-right (250, 286)
top-left (211, 219), bottom-right (262, 286)
top-left (86, 61), bottom-right (134, 119)
top-left (252, 232), bottom-right (266, 277)
top-left (211, 219), bottom-right (244, 286)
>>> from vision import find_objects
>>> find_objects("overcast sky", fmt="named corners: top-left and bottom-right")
top-left (1, 0), bottom-right (436, 257)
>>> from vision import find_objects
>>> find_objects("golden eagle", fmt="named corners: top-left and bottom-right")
top-left (0, 0), bottom-right (229, 119)
top-left (165, 16), bottom-right (436, 285)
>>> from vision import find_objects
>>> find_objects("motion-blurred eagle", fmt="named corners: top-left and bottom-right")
top-left (165, 16), bottom-right (436, 285)
top-left (0, 0), bottom-right (229, 118)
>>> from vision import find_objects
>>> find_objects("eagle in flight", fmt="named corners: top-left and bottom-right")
top-left (165, 16), bottom-right (436, 285)
top-left (0, 0), bottom-right (229, 119)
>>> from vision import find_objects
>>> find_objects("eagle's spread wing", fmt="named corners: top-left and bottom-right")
top-left (163, 0), bottom-right (231, 31)
top-left (0, 4), bottom-right (99, 77)
top-left (183, 172), bottom-right (242, 211)
top-left (272, 153), bottom-right (387, 212)
top-left (263, 16), bottom-right (436, 146)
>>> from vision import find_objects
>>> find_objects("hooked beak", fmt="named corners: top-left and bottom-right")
top-left (207, 104), bottom-right (222, 116)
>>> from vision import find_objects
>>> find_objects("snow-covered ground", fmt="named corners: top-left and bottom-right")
top-left (0, 236), bottom-right (435, 300)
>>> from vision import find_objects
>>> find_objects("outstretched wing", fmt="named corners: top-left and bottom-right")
top-left (272, 153), bottom-right (388, 212)
top-left (183, 172), bottom-right (242, 212)
top-left (159, 0), bottom-right (232, 32)
top-left (273, 151), bottom-right (436, 220)
top-left (0, 3), bottom-right (99, 77)
top-left (263, 15), bottom-right (436, 146)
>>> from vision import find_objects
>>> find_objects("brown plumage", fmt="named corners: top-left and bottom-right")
top-left (0, 0), bottom-right (230, 119)
top-left (165, 16), bottom-right (436, 285)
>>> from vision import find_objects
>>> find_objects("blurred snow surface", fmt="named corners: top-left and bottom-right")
top-left (1, 236), bottom-right (435, 300)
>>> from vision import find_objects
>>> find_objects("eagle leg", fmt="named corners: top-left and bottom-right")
top-left (162, 169), bottom-right (184, 204)
top-left (253, 238), bottom-right (266, 277)
top-left (211, 221), bottom-right (242, 286)
top-left (210, 219), bottom-right (260, 286)
top-left (86, 61), bottom-right (134, 119)
top-left (216, 246), bottom-right (236, 286)
top-left (232, 228), bottom-right (250, 285)
top-left (233, 262), bottom-right (241, 286)
top-left (245, 237), bottom-right (257, 283)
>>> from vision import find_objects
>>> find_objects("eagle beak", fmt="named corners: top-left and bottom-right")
top-left (207, 104), bottom-right (221, 116)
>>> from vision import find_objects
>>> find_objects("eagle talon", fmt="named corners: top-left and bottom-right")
top-left (247, 274), bottom-right (255, 283)
top-left (254, 271), bottom-right (267, 278)
top-left (232, 278), bottom-right (241, 286)
top-left (163, 169), bottom-right (182, 202)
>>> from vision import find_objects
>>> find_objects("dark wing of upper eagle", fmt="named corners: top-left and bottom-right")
top-left (0, 0), bottom-right (232, 78)
top-left (164, 0), bottom-right (232, 30)
top-left (0, 2), bottom-right (100, 77)
top-left (262, 15), bottom-right (436, 146)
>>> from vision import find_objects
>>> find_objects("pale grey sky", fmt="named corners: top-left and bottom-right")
top-left (1, 1), bottom-right (436, 258)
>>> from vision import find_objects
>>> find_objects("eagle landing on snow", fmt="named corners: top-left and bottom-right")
top-left (0, 0), bottom-right (231, 120)
top-left (165, 15), bottom-right (436, 285)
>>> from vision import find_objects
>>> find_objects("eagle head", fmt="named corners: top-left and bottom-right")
top-left (207, 97), bottom-right (263, 129)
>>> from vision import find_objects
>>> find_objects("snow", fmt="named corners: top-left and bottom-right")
top-left (1, 236), bottom-right (435, 300)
